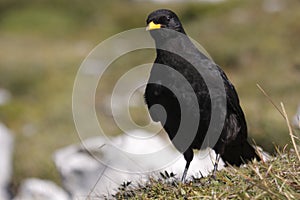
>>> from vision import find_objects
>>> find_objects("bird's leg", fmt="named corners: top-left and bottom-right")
top-left (182, 148), bottom-right (193, 183)
top-left (181, 161), bottom-right (191, 182)
top-left (212, 153), bottom-right (220, 179)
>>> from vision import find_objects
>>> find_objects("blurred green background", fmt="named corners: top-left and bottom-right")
top-left (0, 0), bottom-right (299, 192)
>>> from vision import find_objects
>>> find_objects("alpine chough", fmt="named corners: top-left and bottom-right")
top-left (144, 9), bottom-right (261, 181)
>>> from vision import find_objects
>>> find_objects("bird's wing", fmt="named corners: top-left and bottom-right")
top-left (144, 63), bottom-right (173, 122)
top-left (189, 47), bottom-right (245, 122)
top-left (217, 66), bottom-right (248, 141)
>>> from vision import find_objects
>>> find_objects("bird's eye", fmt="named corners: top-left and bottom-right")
top-left (159, 16), bottom-right (170, 24)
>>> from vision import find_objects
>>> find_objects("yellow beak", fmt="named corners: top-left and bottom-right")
top-left (146, 21), bottom-right (161, 31)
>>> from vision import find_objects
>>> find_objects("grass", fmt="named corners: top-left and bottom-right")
top-left (0, 0), bottom-right (299, 194)
top-left (113, 148), bottom-right (300, 199)
top-left (113, 102), bottom-right (300, 199)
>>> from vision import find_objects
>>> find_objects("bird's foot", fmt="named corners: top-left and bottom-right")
top-left (211, 171), bottom-right (217, 180)
top-left (211, 154), bottom-right (220, 180)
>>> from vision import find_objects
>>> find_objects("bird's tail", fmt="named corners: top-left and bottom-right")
top-left (221, 141), bottom-right (261, 166)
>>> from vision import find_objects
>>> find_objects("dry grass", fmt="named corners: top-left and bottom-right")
top-left (113, 85), bottom-right (300, 200)
top-left (113, 148), bottom-right (299, 199)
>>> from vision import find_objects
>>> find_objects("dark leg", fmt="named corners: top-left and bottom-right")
top-left (181, 148), bottom-right (194, 182)
top-left (212, 153), bottom-right (220, 179)
top-left (181, 161), bottom-right (191, 182)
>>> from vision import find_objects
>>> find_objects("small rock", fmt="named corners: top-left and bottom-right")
top-left (0, 123), bottom-right (14, 200)
top-left (13, 178), bottom-right (69, 200)
top-left (0, 88), bottom-right (11, 105)
top-left (53, 142), bottom-right (104, 199)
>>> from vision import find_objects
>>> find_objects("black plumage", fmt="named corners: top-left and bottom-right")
top-left (144, 9), bottom-right (260, 181)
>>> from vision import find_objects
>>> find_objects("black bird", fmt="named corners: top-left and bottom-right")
top-left (144, 9), bottom-right (261, 181)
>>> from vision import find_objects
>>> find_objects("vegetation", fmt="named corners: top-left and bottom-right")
top-left (114, 102), bottom-right (300, 199)
top-left (114, 147), bottom-right (300, 199)
top-left (0, 0), bottom-right (299, 196)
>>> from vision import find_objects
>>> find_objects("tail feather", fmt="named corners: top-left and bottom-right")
top-left (221, 141), bottom-right (261, 166)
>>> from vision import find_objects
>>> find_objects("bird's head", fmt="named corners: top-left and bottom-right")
top-left (146, 9), bottom-right (185, 34)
